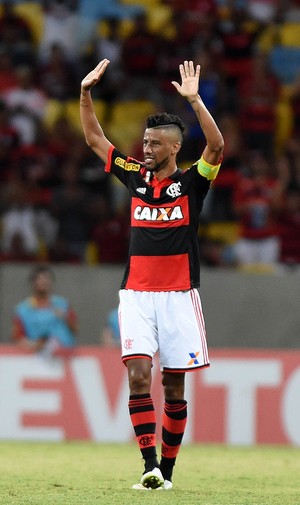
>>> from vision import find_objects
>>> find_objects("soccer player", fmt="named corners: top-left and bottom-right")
top-left (80, 59), bottom-right (224, 490)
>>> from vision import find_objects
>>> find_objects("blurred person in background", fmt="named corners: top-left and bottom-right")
top-left (120, 12), bottom-right (164, 102)
top-left (0, 1), bottom-right (35, 66)
top-left (88, 16), bottom-right (125, 110)
top-left (0, 99), bottom-right (20, 183)
top-left (289, 72), bottom-right (300, 137)
top-left (38, 0), bottom-right (81, 64)
top-left (232, 150), bottom-right (284, 266)
top-left (237, 51), bottom-right (280, 158)
top-left (205, 112), bottom-right (242, 221)
top-left (49, 160), bottom-right (93, 262)
top-left (90, 195), bottom-right (130, 264)
top-left (11, 264), bottom-right (77, 358)
top-left (1, 180), bottom-right (41, 259)
top-left (38, 42), bottom-right (79, 100)
top-left (1, 65), bottom-right (47, 145)
top-left (76, 0), bottom-right (144, 49)
top-left (0, 48), bottom-right (18, 94)
top-left (217, 4), bottom-right (261, 110)
top-left (100, 302), bottom-right (120, 347)
top-left (275, 145), bottom-right (300, 266)
top-left (277, 185), bottom-right (300, 266)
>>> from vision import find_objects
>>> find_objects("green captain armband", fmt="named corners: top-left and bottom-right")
top-left (197, 156), bottom-right (221, 181)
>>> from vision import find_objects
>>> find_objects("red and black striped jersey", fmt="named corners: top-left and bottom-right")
top-left (105, 146), bottom-right (211, 291)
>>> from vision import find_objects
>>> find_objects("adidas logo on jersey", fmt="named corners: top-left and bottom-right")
top-left (134, 205), bottom-right (183, 221)
top-left (136, 187), bottom-right (147, 194)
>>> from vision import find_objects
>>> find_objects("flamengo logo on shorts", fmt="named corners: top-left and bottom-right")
top-left (133, 205), bottom-right (183, 221)
top-left (124, 338), bottom-right (133, 350)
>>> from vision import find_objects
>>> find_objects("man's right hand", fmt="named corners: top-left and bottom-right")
top-left (81, 59), bottom-right (110, 91)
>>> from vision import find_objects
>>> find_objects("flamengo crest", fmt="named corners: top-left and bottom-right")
top-left (166, 182), bottom-right (182, 198)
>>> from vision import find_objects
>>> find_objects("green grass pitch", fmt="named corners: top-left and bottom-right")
top-left (0, 442), bottom-right (299, 505)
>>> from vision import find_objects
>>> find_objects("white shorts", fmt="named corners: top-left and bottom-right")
top-left (118, 289), bottom-right (210, 372)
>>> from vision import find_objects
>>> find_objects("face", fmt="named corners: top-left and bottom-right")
top-left (32, 272), bottom-right (53, 296)
top-left (143, 127), bottom-right (181, 172)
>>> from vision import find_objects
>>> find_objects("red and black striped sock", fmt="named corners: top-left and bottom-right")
top-left (129, 393), bottom-right (159, 471)
top-left (160, 399), bottom-right (187, 481)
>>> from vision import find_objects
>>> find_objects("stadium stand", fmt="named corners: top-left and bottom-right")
top-left (0, 0), bottom-right (299, 268)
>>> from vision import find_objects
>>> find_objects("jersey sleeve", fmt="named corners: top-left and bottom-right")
top-left (105, 146), bottom-right (144, 187)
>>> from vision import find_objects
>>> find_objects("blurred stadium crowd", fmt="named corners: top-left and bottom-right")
top-left (0, 0), bottom-right (300, 269)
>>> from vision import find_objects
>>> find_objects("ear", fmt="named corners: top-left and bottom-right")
top-left (172, 142), bottom-right (181, 155)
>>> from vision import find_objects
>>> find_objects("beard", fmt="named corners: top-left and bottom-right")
top-left (145, 155), bottom-right (169, 172)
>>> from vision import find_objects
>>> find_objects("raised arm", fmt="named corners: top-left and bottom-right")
top-left (80, 59), bottom-right (113, 163)
top-left (172, 60), bottom-right (224, 165)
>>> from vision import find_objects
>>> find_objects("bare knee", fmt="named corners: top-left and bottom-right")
top-left (127, 358), bottom-right (152, 395)
top-left (162, 372), bottom-right (185, 401)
